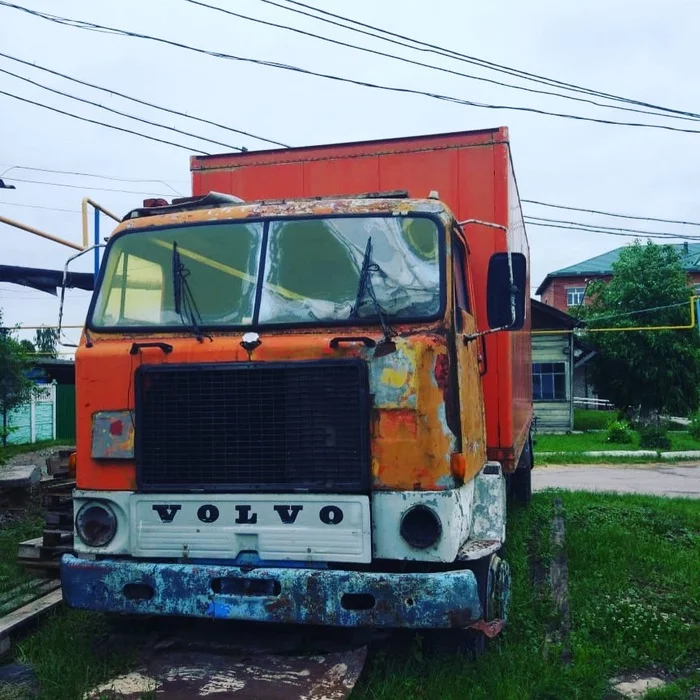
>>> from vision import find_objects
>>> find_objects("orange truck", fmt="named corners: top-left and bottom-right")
top-left (61, 127), bottom-right (533, 643)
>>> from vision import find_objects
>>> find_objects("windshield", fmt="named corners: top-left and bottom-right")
top-left (90, 215), bottom-right (442, 329)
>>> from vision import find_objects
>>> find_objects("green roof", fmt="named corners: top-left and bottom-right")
top-left (536, 242), bottom-right (700, 295)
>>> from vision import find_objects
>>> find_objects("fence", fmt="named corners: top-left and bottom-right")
top-left (573, 396), bottom-right (614, 410)
top-left (56, 384), bottom-right (76, 442)
top-left (4, 382), bottom-right (56, 444)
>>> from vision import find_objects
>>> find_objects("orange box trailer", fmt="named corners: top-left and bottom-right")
top-left (191, 127), bottom-right (532, 469)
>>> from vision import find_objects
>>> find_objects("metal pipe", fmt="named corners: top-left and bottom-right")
top-left (81, 197), bottom-right (120, 250)
top-left (94, 207), bottom-right (100, 278)
top-left (0, 214), bottom-right (82, 251)
top-left (532, 296), bottom-right (699, 334)
top-left (81, 197), bottom-right (119, 224)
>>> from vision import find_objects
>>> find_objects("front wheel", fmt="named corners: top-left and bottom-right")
top-left (430, 553), bottom-right (511, 659)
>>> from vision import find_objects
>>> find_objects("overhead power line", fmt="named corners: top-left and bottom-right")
top-left (0, 51), bottom-right (290, 149)
top-left (586, 301), bottom-right (690, 325)
top-left (5, 176), bottom-right (172, 196)
top-left (524, 215), bottom-right (700, 238)
top-left (271, 0), bottom-right (700, 122)
top-left (0, 164), bottom-right (188, 186)
top-left (0, 67), bottom-right (246, 153)
top-left (191, 0), bottom-right (700, 125)
top-left (523, 199), bottom-right (700, 228)
top-left (0, 89), bottom-right (208, 154)
top-left (524, 218), bottom-right (700, 241)
top-left (0, 201), bottom-right (80, 214)
top-left (3, 2), bottom-right (700, 136)
top-left (187, 0), bottom-right (700, 124)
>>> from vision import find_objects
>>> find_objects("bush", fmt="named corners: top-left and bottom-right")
top-left (689, 412), bottom-right (700, 441)
top-left (606, 420), bottom-right (634, 444)
top-left (573, 409), bottom-right (613, 431)
top-left (639, 425), bottom-right (672, 450)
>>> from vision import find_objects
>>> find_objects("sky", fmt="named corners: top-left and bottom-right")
top-left (1, 0), bottom-right (699, 355)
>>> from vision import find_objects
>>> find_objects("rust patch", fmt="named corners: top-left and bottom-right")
top-left (468, 619), bottom-right (505, 638)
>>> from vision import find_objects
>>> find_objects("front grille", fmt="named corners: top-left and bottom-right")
top-left (135, 360), bottom-right (370, 492)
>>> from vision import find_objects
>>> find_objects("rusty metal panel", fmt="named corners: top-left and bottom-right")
top-left (91, 410), bottom-right (134, 459)
top-left (62, 554), bottom-right (482, 628)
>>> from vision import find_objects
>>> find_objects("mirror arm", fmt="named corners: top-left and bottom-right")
top-left (463, 325), bottom-right (511, 344)
top-left (58, 244), bottom-right (106, 348)
top-left (460, 219), bottom-right (518, 330)
top-left (458, 219), bottom-right (507, 233)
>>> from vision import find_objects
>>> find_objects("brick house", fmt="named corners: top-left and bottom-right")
top-left (536, 242), bottom-right (700, 313)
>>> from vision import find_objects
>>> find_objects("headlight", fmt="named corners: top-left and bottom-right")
top-left (400, 505), bottom-right (442, 549)
top-left (76, 502), bottom-right (116, 547)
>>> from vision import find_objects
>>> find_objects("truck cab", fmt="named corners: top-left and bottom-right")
top-left (61, 129), bottom-right (531, 638)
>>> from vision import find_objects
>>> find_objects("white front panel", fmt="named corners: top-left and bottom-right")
top-left (371, 481), bottom-right (474, 562)
top-left (130, 494), bottom-right (371, 563)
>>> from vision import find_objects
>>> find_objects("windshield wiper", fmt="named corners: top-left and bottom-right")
top-left (172, 241), bottom-right (209, 342)
top-left (350, 237), bottom-right (395, 348)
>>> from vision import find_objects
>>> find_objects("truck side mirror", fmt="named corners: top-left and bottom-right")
top-left (486, 252), bottom-right (526, 330)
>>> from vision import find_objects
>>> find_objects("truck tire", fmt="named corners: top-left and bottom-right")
top-left (430, 553), bottom-right (511, 659)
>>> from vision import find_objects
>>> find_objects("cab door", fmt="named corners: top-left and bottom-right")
top-left (451, 229), bottom-right (487, 482)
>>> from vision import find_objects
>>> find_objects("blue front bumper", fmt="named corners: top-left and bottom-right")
top-left (61, 554), bottom-right (481, 628)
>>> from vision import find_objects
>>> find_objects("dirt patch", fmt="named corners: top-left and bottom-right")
top-left (545, 497), bottom-right (572, 665)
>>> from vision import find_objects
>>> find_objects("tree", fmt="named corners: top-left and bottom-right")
top-left (583, 241), bottom-right (700, 422)
top-left (0, 309), bottom-right (35, 446)
top-left (34, 327), bottom-right (59, 358)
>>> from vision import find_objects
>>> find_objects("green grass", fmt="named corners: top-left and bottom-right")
top-left (0, 441), bottom-right (60, 595)
top-left (13, 610), bottom-right (138, 700)
top-left (535, 454), bottom-right (672, 466)
top-left (0, 516), bottom-right (42, 597)
top-left (535, 430), bottom-right (700, 454)
top-left (355, 492), bottom-right (700, 699)
top-left (572, 409), bottom-right (690, 433)
top-left (645, 673), bottom-right (700, 698)
top-left (0, 684), bottom-right (35, 700)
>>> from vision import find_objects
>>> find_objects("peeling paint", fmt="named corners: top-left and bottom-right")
top-left (62, 554), bottom-right (482, 628)
top-left (380, 367), bottom-right (409, 389)
top-left (469, 463), bottom-right (506, 543)
top-left (84, 671), bottom-right (159, 698)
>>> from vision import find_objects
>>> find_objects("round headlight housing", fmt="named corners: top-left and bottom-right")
top-left (400, 505), bottom-right (442, 549)
top-left (76, 502), bottom-right (117, 547)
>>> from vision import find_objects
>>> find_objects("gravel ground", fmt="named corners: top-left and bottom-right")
top-left (534, 463), bottom-right (700, 498)
top-left (3, 446), bottom-right (74, 471)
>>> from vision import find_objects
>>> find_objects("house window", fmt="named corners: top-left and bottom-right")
top-left (693, 283), bottom-right (700, 296)
top-left (533, 362), bottom-right (567, 401)
top-left (566, 287), bottom-right (585, 307)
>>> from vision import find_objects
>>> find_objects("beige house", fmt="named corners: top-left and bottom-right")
top-left (531, 300), bottom-right (595, 432)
